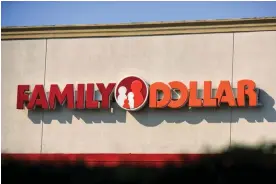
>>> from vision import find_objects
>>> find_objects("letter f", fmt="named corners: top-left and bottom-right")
top-left (17, 85), bottom-right (30, 109)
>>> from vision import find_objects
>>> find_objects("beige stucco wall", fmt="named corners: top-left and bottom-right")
top-left (2, 31), bottom-right (276, 154)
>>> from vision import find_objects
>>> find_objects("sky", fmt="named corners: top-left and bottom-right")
top-left (2, 1), bottom-right (276, 27)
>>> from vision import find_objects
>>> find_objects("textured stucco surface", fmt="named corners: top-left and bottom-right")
top-left (1, 40), bottom-right (46, 153)
top-left (1, 31), bottom-right (276, 154)
top-left (231, 31), bottom-right (276, 145)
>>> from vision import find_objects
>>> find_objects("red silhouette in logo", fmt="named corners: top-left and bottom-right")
top-left (123, 98), bottom-right (130, 109)
top-left (131, 80), bottom-right (144, 108)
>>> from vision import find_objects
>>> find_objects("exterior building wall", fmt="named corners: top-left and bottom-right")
top-left (231, 31), bottom-right (276, 145)
top-left (1, 31), bottom-right (276, 155)
top-left (2, 40), bottom-right (46, 153)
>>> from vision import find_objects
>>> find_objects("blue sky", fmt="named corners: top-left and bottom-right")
top-left (2, 1), bottom-right (276, 27)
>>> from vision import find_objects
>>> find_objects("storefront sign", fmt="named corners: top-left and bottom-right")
top-left (17, 76), bottom-right (260, 111)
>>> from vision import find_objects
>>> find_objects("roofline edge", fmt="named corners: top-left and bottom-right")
top-left (2, 17), bottom-right (276, 40)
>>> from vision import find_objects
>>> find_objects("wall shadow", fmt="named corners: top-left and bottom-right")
top-left (231, 89), bottom-right (276, 123)
top-left (130, 89), bottom-right (276, 127)
top-left (28, 103), bottom-right (127, 124)
top-left (130, 105), bottom-right (232, 127)
top-left (27, 89), bottom-right (276, 127)
top-left (27, 110), bottom-right (44, 124)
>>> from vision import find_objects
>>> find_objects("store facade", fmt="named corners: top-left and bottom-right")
top-left (2, 17), bottom-right (276, 165)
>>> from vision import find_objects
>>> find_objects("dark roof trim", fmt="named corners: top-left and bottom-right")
top-left (2, 17), bottom-right (276, 40)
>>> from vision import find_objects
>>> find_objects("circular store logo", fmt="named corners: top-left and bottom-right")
top-left (114, 76), bottom-right (149, 111)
